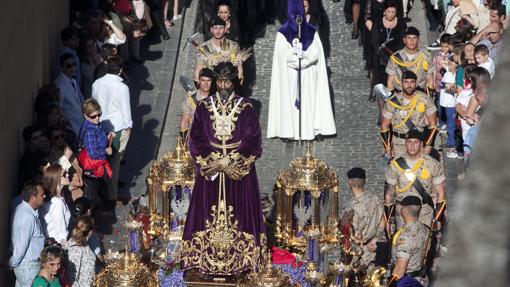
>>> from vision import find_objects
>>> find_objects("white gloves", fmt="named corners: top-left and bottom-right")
top-left (292, 38), bottom-right (305, 59)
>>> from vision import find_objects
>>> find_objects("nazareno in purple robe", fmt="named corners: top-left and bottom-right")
top-left (181, 94), bottom-right (267, 275)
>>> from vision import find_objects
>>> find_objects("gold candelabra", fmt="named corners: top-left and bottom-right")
top-left (247, 252), bottom-right (292, 287)
top-left (93, 248), bottom-right (158, 287)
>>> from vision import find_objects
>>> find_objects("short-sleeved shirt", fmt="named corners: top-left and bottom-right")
top-left (385, 155), bottom-right (445, 226)
top-left (386, 49), bottom-right (432, 90)
top-left (392, 220), bottom-right (429, 272)
top-left (196, 38), bottom-right (240, 67)
top-left (182, 92), bottom-right (209, 116)
top-left (382, 91), bottom-right (437, 134)
top-left (351, 192), bottom-right (383, 242)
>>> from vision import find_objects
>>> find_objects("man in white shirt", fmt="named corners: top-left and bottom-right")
top-left (92, 56), bottom-right (132, 202)
top-left (55, 53), bottom-right (84, 136)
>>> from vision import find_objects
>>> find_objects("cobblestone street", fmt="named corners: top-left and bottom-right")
top-left (118, 0), bottom-right (462, 247)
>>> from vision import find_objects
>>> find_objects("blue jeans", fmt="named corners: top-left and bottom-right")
top-left (463, 125), bottom-right (479, 155)
top-left (13, 261), bottom-right (40, 287)
top-left (445, 107), bottom-right (456, 146)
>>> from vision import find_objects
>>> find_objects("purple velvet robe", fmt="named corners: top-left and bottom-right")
top-left (181, 94), bottom-right (266, 274)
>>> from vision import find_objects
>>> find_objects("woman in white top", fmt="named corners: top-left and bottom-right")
top-left (41, 164), bottom-right (71, 246)
top-left (66, 215), bottom-right (97, 287)
top-left (103, 18), bottom-right (126, 46)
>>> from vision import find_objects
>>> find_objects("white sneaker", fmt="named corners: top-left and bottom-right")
top-left (439, 124), bottom-right (447, 134)
top-left (172, 14), bottom-right (182, 21)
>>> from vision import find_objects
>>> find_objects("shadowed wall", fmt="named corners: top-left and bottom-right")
top-left (0, 1), bottom-right (69, 282)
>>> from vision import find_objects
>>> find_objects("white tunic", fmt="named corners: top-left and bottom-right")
top-left (267, 32), bottom-right (336, 140)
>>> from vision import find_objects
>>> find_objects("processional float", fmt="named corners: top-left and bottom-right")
top-left (93, 138), bottom-right (386, 286)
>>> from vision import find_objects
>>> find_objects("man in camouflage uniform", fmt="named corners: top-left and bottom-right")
top-left (347, 167), bottom-right (384, 270)
top-left (180, 68), bottom-right (215, 140)
top-left (386, 26), bottom-right (433, 92)
top-left (384, 130), bottom-right (446, 230)
top-left (387, 196), bottom-right (430, 287)
top-left (194, 16), bottom-right (243, 82)
top-left (380, 70), bottom-right (437, 158)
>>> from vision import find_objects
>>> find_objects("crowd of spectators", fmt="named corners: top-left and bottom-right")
top-left (9, 0), bottom-right (185, 286)
top-left (356, 0), bottom-right (506, 167)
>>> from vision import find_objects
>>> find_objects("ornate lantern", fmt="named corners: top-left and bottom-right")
top-left (146, 136), bottom-right (195, 235)
top-left (274, 142), bottom-right (339, 251)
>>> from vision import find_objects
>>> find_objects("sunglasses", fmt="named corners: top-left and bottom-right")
top-left (88, 113), bottom-right (101, 119)
top-left (65, 63), bottom-right (77, 69)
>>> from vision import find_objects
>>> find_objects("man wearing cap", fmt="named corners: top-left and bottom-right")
top-left (380, 70), bottom-right (438, 158)
top-left (386, 26), bottom-right (433, 93)
top-left (181, 62), bottom-right (266, 275)
top-left (347, 167), bottom-right (384, 270)
top-left (180, 68), bottom-right (215, 141)
top-left (194, 16), bottom-right (243, 82)
top-left (384, 130), bottom-right (446, 232)
top-left (387, 195), bottom-right (430, 287)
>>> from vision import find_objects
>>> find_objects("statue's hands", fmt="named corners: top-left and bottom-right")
top-left (202, 156), bottom-right (230, 177)
top-left (202, 159), bottom-right (222, 177)
top-left (225, 167), bottom-right (245, 181)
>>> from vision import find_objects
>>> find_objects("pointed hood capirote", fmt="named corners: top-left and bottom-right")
top-left (277, 0), bottom-right (317, 51)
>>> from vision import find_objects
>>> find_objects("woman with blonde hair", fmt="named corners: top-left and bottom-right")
top-left (41, 164), bottom-right (71, 246)
top-left (78, 98), bottom-right (112, 208)
top-left (66, 215), bottom-right (96, 287)
top-left (32, 245), bottom-right (64, 287)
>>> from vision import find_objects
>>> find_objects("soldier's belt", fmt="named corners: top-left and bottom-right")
top-left (392, 131), bottom-right (408, 139)
top-left (405, 270), bottom-right (424, 278)
top-left (392, 129), bottom-right (425, 140)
